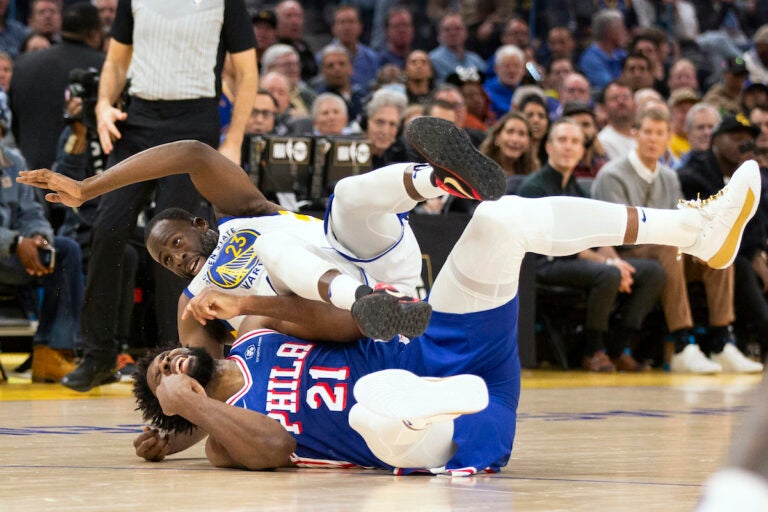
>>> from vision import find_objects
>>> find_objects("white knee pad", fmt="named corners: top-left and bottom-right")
top-left (349, 403), bottom-right (456, 469)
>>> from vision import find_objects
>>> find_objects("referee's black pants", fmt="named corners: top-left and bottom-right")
top-left (80, 97), bottom-right (219, 359)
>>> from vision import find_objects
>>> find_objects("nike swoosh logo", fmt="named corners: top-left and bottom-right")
top-left (442, 176), bottom-right (474, 199)
top-left (640, 209), bottom-right (647, 222)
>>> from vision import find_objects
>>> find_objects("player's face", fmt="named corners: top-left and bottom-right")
top-left (146, 347), bottom-right (215, 395)
top-left (147, 219), bottom-right (218, 280)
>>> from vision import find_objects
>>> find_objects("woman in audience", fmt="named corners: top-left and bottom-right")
top-left (479, 111), bottom-right (538, 176)
top-left (518, 93), bottom-right (550, 167)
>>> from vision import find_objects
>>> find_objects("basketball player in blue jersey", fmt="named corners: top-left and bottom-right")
top-left (18, 118), bottom-right (508, 373)
top-left (125, 121), bottom-right (760, 474)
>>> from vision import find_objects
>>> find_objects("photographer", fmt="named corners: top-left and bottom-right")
top-left (9, 2), bottom-right (104, 171)
top-left (0, 103), bottom-right (85, 384)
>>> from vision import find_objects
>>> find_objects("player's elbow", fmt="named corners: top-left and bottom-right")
top-left (176, 139), bottom-right (212, 160)
top-left (206, 433), bottom-right (296, 471)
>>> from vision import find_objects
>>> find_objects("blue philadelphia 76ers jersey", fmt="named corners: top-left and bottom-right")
top-left (226, 328), bottom-right (396, 469)
top-left (224, 296), bottom-right (522, 475)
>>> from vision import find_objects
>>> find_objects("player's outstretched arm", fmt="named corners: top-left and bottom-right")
top-left (18, 140), bottom-right (279, 218)
top-left (184, 286), bottom-right (363, 342)
top-left (156, 373), bottom-right (296, 470)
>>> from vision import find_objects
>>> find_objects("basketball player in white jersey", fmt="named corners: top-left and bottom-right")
top-left (17, 118), bottom-right (507, 357)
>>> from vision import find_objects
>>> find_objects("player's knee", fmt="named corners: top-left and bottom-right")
top-left (472, 198), bottom-right (524, 238)
top-left (332, 175), bottom-right (367, 212)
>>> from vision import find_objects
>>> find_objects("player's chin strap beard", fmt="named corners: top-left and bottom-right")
top-left (624, 206), bottom-right (639, 245)
top-left (403, 164), bottom-right (428, 202)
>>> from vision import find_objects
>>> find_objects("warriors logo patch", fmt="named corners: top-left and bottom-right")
top-left (207, 229), bottom-right (261, 289)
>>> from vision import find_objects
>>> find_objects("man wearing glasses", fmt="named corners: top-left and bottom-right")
top-left (241, 90), bottom-right (278, 171)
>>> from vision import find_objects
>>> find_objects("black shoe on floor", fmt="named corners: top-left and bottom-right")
top-left (351, 284), bottom-right (432, 340)
top-left (61, 356), bottom-right (118, 392)
top-left (14, 353), bottom-right (32, 372)
top-left (406, 116), bottom-right (506, 201)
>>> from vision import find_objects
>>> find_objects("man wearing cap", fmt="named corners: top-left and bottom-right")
top-left (743, 83), bottom-right (768, 116)
top-left (252, 9), bottom-right (278, 64)
top-left (702, 57), bottom-right (749, 116)
top-left (677, 114), bottom-right (768, 369)
top-left (668, 88), bottom-right (701, 159)
top-left (743, 24), bottom-right (768, 85)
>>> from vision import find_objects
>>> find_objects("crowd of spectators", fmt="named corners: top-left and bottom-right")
top-left (3, 0), bottom-right (768, 383)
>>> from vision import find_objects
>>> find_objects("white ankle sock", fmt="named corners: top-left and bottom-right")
top-left (410, 164), bottom-right (444, 199)
top-left (328, 274), bottom-right (365, 310)
top-left (635, 207), bottom-right (698, 247)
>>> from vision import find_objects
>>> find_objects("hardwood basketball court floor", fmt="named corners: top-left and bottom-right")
top-left (0, 353), bottom-right (760, 511)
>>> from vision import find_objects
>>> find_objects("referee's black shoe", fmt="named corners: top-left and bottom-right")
top-left (61, 355), bottom-right (119, 392)
top-left (406, 116), bottom-right (506, 201)
top-left (351, 284), bottom-right (432, 340)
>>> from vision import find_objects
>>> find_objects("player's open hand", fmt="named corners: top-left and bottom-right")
top-left (183, 287), bottom-right (244, 324)
top-left (134, 425), bottom-right (171, 462)
top-left (17, 169), bottom-right (87, 207)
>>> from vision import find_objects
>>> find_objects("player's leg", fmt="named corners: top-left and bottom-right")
top-left (329, 122), bottom-right (506, 262)
top-left (350, 369), bottom-right (490, 471)
top-left (327, 163), bottom-right (434, 296)
top-left (429, 160), bottom-right (760, 314)
top-left (328, 163), bottom-right (439, 260)
top-left (252, 232), bottom-right (431, 339)
top-left (328, 121), bottom-right (506, 278)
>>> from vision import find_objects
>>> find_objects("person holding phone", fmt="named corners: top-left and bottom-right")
top-left (0, 117), bottom-right (84, 384)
